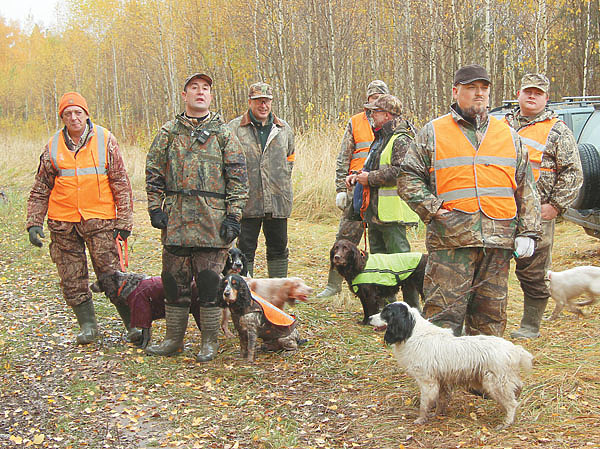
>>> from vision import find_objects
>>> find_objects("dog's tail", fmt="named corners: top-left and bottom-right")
top-left (515, 345), bottom-right (534, 373)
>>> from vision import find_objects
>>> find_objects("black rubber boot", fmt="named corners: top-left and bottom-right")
top-left (316, 269), bottom-right (343, 298)
top-left (510, 297), bottom-right (548, 339)
top-left (145, 304), bottom-right (189, 356)
top-left (114, 303), bottom-right (143, 344)
top-left (196, 307), bottom-right (222, 362)
top-left (72, 299), bottom-right (99, 345)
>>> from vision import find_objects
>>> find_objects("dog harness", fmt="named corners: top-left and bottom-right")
top-left (351, 252), bottom-right (423, 293)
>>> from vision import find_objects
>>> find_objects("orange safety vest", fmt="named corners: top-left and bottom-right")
top-left (47, 124), bottom-right (117, 222)
top-left (433, 114), bottom-right (518, 220)
top-left (515, 118), bottom-right (558, 182)
top-left (251, 291), bottom-right (296, 327)
top-left (349, 111), bottom-right (374, 172)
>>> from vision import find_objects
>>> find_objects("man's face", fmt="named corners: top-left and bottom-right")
top-left (452, 80), bottom-right (490, 117)
top-left (371, 110), bottom-right (391, 129)
top-left (248, 97), bottom-right (273, 122)
top-left (61, 106), bottom-right (88, 136)
top-left (517, 87), bottom-right (549, 117)
top-left (182, 79), bottom-right (212, 116)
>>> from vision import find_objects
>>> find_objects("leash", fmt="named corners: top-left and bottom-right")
top-left (362, 222), bottom-right (369, 253)
top-left (115, 235), bottom-right (129, 271)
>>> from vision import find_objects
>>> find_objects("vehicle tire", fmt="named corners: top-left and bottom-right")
top-left (571, 143), bottom-right (600, 210)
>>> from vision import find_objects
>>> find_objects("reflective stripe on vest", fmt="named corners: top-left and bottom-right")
top-left (349, 111), bottom-right (375, 172)
top-left (47, 123), bottom-right (117, 222)
top-left (516, 118), bottom-right (558, 182)
top-left (433, 114), bottom-right (517, 220)
top-left (378, 133), bottom-right (420, 224)
top-left (351, 252), bottom-right (422, 292)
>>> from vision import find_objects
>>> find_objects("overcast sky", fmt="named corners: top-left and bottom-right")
top-left (1, 0), bottom-right (60, 28)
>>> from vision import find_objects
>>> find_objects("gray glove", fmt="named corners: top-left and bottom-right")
top-left (514, 236), bottom-right (535, 258)
top-left (28, 226), bottom-right (45, 247)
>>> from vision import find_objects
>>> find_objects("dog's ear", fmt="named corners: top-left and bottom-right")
top-left (382, 303), bottom-right (415, 345)
top-left (236, 275), bottom-right (252, 307)
top-left (240, 252), bottom-right (249, 276)
top-left (329, 242), bottom-right (338, 270)
top-left (216, 276), bottom-right (228, 308)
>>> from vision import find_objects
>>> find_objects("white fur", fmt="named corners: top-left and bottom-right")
top-left (548, 266), bottom-right (600, 319)
top-left (369, 302), bottom-right (533, 429)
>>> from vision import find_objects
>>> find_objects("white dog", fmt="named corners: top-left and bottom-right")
top-left (369, 302), bottom-right (533, 429)
top-left (548, 266), bottom-right (600, 319)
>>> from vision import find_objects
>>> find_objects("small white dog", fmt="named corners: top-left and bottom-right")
top-left (548, 266), bottom-right (600, 319)
top-left (369, 302), bottom-right (533, 429)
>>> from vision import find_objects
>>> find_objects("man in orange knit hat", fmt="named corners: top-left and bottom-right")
top-left (26, 91), bottom-right (141, 345)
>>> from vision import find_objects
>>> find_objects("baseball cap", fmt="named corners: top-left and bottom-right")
top-left (183, 73), bottom-right (213, 91)
top-left (248, 82), bottom-right (274, 99)
top-left (363, 94), bottom-right (402, 116)
top-left (453, 64), bottom-right (491, 85)
top-left (520, 73), bottom-right (550, 93)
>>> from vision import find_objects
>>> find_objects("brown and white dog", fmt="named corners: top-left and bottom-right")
top-left (548, 266), bottom-right (600, 319)
top-left (245, 277), bottom-right (313, 309)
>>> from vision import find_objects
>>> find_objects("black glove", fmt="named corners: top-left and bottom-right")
top-left (113, 229), bottom-right (131, 240)
top-left (149, 208), bottom-right (168, 229)
top-left (220, 215), bottom-right (241, 244)
top-left (28, 226), bottom-right (45, 247)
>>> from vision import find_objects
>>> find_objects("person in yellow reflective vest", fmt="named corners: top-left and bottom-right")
top-left (317, 80), bottom-right (390, 298)
top-left (504, 73), bottom-right (582, 339)
top-left (346, 94), bottom-right (421, 310)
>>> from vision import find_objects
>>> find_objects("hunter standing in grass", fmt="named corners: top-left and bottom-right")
top-left (505, 73), bottom-right (582, 339)
top-left (346, 94), bottom-right (421, 309)
top-left (398, 64), bottom-right (542, 337)
top-left (145, 73), bottom-right (248, 361)
top-left (317, 80), bottom-right (389, 298)
top-left (228, 82), bottom-right (295, 278)
top-left (26, 92), bottom-right (141, 346)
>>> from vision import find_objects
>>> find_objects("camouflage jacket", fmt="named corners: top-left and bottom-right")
top-left (146, 112), bottom-right (249, 248)
top-left (363, 115), bottom-right (414, 225)
top-left (26, 120), bottom-right (134, 232)
top-left (335, 110), bottom-right (374, 193)
top-left (398, 104), bottom-right (541, 251)
top-left (504, 108), bottom-right (582, 215)
top-left (228, 111), bottom-right (294, 219)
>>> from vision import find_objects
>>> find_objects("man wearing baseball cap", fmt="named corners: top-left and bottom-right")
top-left (345, 93), bottom-right (421, 310)
top-left (145, 73), bottom-right (249, 361)
top-left (506, 73), bottom-right (582, 339)
top-left (398, 64), bottom-right (541, 337)
top-left (317, 80), bottom-right (390, 298)
top-left (228, 82), bottom-right (295, 278)
top-left (26, 92), bottom-right (140, 346)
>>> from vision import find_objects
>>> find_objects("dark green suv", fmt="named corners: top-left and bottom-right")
top-left (490, 96), bottom-right (600, 237)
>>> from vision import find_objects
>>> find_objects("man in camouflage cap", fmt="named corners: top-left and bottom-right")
top-left (228, 82), bottom-right (295, 278)
top-left (26, 92), bottom-right (141, 346)
top-left (398, 64), bottom-right (542, 337)
top-left (505, 73), bottom-right (582, 339)
top-left (145, 73), bottom-right (249, 360)
top-left (317, 80), bottom-right (390, 298)
top-left (346, 93), bottom-right (421, 309)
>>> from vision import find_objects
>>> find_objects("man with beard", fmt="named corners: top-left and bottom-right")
top-left (398, 65), bottom-right (541, 337)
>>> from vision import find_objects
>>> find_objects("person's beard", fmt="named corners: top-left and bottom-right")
top-left (462, 103), bottom-right (488, 119)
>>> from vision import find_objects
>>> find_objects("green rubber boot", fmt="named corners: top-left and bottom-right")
top-left (114, 303), bottom-right (143, 344)
top-left (145, 304), bottom-right (189, 356)
top-left (196, 307), bottom-right (222, 362)
top-left (267, 258), bottom-right (288, 278)
top-left (72, 299), bottom-right (99, 345)
top-left (316, 269), bottom-right (343, 298)
top-left (510, 297), bottom-right (548, 339)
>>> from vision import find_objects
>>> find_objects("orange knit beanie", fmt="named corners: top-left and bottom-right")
top-left (58, 92), bottom-right (89, 117)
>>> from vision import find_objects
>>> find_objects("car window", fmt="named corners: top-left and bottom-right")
top-left (579, 111), bottom-right (600, 145)
top-left (571, 112), bottom-right (592, 141)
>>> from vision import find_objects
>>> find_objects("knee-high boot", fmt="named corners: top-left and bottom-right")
top-left (71, 299), bottom-right (99, 345)
top-left (510, 296), bottom-right (548, 339)
top-left (196, 307), bottom-right (222, 362)
top-left (145, 304), bottom-right (189, 356)
top-left (267, 258), bottom-right (288, 278)
top-left (316, 269), bottom-right (343, 298)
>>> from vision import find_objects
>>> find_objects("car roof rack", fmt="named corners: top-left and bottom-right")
top-left (561, 96), bottom-right (600, 105)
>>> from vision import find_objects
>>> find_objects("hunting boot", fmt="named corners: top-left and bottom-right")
top-left (196, 307), bottom-right (222, 362)
top-left (510, 296), bottom-right (548, 339)
top-left (316, 269), bottom-right (343, 298)
top-left (247, 261), bottom-right (254, 277)
top-left (145, 304), bottom-right (189, 356)
top-left (267, 258), bottom-right (288, 278)
top-left (71, 299), bottom-right (99, 345)
top-left (114, 303), bottom-right (143, 344)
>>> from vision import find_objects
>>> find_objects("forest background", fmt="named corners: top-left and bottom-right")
top-left (1, 0), bottom-right (599, 146)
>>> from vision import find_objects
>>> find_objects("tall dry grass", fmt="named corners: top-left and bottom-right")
top-left (0, 125), bottom-right (345, 223)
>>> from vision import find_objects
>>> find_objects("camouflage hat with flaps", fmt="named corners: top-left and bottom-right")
top-left (249, 82), bottom-right (273, 99)
top-left (520, 73), bottom-right (550, 93)
top-left (366, 80), bottom-right (390, 98)
top-left (363, 94), bottom-right (402, 116)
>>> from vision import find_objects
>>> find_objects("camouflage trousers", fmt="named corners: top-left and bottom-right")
top-left (161, 246), bottom-right (228, 307)
top-left (335, 214), bottom-right (365, 246)
top-left (423, 247), bottom-right (512, 337)
top-left (48, 218), bottom-right (119, 307)
top-left (515, 219), bottom-right (554, 301)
